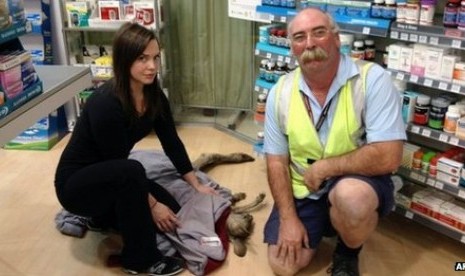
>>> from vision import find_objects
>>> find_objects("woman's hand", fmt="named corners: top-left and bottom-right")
top-left (183, 170), bottom-right (218, 195)
top-left (150, 202), bottom-right (180, 232)
top-left (194, 184), bottom-right (218, 195)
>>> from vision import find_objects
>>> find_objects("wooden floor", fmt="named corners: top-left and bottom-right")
top-left (0, 126), bottom-right (463, 276)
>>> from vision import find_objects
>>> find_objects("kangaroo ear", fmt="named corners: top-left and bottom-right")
top-left (231, 237), bottom-right (247, 257)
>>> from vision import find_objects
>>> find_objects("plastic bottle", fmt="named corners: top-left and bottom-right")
top-left (339, 33), bottom-right (355, 56)
top-left (254, 93), bottom-right (267, 124)
top-left (419, 0), bottom-right (436, 26)
top-left (382, 0), bottom-right (397, 19)
top-left (351, 40), bottom-right (365, 60)
top-left (269, 28), bottom-right (278, 45)
top-left (443, 0), bottom-right (460, 28)
top-left (259, 59), bottom-right (268, 80)
top-left (412, 149), bottom-right (424, 170)
top-left (413, 94), bottom-right (431, 125)
top-left (276, 29), bottom-right (287, 47)
top-left (274, 61), bottom-right (287, 82)
top-left (364, 39), bottom-right (376, 61)
top-left (429, 154), bottom-right (441, 178)
top-left (421, 151), bottom-right (436, 174)
top-left (256, 93), bottom-right (267, 115)
top-left (428, 97), bottom-right (450, 130)
top-left (405, 0), bottom-right (421, 24)
top-left (265, 60), bottom-right (276, 83)
top-left (444, 104), bottom-right (461, 133)
top-left (456, 117), bottom-right (465, 139)
top-left (396, 0), bottom-right (407, 22)
top-left (458, 1), bottom-right (465, 30)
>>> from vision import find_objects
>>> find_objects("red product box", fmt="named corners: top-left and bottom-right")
top-left (100, 6), bottom-right (120, 20)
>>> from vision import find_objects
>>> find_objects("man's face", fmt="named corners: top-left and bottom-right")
top-left (289, 10), bottom-right (340, 72)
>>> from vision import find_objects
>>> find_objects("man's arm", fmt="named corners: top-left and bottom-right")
top-left (266, 154), bottom-right (296, 219)
top-left (304, 140), bottom-right (403, 190)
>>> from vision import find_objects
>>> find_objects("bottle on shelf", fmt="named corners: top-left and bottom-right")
top-left (413, 94), bottom-right (431, 126)
top-left (351, 40), bottom-right (365, 60)
top-left (419, 0), bottom-right (436, 26)
top-left (364, 39), bottom-right (376, 61)
top-left (443, 0), bottom-right (460, 28)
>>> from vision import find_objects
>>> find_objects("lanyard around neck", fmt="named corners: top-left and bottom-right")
top-left (300, 90), bottom-right (333, 132)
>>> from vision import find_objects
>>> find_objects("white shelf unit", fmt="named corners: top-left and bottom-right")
top-left (230, 3), bottom-right (465, 244)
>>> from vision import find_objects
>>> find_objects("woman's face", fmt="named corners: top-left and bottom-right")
top-left (130, 39), bottom-right (160, 88)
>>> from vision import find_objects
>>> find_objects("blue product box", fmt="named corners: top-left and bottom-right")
top-left (8, 0), bottom-right (25, 24)
top-left (26, 13), bottom-right (41, 34)
top-left (4, 106), bottom-right (68, 150)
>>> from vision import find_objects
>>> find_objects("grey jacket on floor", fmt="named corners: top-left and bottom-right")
top-left (129, 150), bottom-right (232, 276)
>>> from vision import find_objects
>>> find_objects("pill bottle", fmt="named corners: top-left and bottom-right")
top-left (405, 1), bottom-right (421, 24)
top-left (419, 0), bottom-right (436, 25)
top-left (269, 28), bottom-right (279, 45)
top-left (351, 40), bottom-right (365, 60)
top-left (458, 1), bottom-right (465, 30)
top-left (382, 0), bottom-right (397, 19)
top-left (276, 29), bottom-right (287, 47)
top-left (421, 151), bottom-right (436, 174)
top-left (396, 0), bottom-right (407, 22)
top-left (428, 154), bottom-right (440, 178)
top-left (265, 60), bottom-right (276, 83)
top-left (256, 131), bottom-right (265, 146)
top-left (413, 94), bottom-right (431, 125)
top-left (428, 97), bottom-right (450, 130)
top-left (254, 93), bottom-right (267, 124)
top-left (412, 149), bottom-right (423, 170)
top-left (340, 33), bottom-right (355, 56)
top-left (274, 61), bottom-right (287, 82)
top-left (456, 117), bottom-right (465, 139)
top-left (444, 104), bottom-right (461, 133)
top-left (259, 59), bottom-right (268, 80)
top-left (364, 39), bottom-right (376, 61)
top-left (443, 0), bottom-right (460, 28)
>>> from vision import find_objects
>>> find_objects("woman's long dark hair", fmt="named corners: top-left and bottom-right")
top-left (111, 22), bottom-right (164, 122)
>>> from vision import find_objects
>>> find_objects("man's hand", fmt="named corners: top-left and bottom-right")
top-left (275, 216), bottom-right (310, 266)
top-left (303, 159), bottom-right (329, 192)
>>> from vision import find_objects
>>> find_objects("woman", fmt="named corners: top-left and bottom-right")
top-left (54, 23), bottom-right (216, 276)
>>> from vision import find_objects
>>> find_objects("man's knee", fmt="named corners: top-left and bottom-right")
top-left (267, 245), bottom-right (313, 276)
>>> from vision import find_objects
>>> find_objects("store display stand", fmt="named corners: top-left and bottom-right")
top-left (0, 66), bottom-right (91, 146)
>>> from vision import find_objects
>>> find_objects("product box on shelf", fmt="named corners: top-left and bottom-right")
top-left (134, 1), bottom-right (156, 29)
top-left (98, 0), bottom-right (121, 20)
top-left (8, 0), bottom-right (25, 25)
top-left (395, 182), bottom-right (424, 209)
top-left (4, 106), bottom-right (68, 150)
top-left (437, 200), bottom-right (465, 232)
top-left (0, 38), bottom-right (42, 121)
top-left (411, 189), bottom-right (454, 219)
top-left (65, 1), bottom-right (89, 27)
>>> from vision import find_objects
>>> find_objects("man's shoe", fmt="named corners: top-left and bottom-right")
top-left (123, 256), bottom-right (185, 276)
top-left (327, 253), bottom-right (360, 276)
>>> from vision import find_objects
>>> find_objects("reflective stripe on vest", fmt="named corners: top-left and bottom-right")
top-left (274, 60), bottom-right (373, 198)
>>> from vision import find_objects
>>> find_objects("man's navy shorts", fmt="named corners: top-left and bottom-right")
top-left (263, 174), bottom-right (394, 249)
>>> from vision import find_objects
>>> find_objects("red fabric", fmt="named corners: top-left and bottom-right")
top-left (106, 207), bottom-right (232, 274)
top-left (203, 207), bottom-right (231, 275)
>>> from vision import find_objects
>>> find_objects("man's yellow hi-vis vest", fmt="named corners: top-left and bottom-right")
top-left (274, 60), bottom-right (373, 198)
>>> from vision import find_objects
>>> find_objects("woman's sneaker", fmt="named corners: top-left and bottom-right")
top-left (123, 256), bottom-right (185, 276)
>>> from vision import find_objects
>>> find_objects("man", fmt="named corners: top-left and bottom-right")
top-left (262, 8), bottom-right (406, 276)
